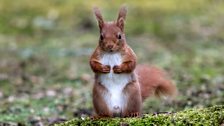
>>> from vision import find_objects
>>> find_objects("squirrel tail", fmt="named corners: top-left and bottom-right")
top-left (136, 64), bottom-right (177, 101)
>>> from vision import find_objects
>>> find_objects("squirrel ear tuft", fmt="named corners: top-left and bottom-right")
top-left (93, 7), bottom-right (104, 30)
top-left (117, 5), bottom-right (127, 32)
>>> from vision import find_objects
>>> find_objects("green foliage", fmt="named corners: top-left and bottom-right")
top-left (1, 0), bottom-right (224, 38)
top-left (0, 0), bottom-right (224, 125)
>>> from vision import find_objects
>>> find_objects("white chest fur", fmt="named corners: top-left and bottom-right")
top-left (99, 53), bottom-right (132, 114)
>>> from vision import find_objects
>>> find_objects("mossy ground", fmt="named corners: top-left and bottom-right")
top-left (0, 0), bottom-right (224, 125)
top-left (55, 105), bottom-right (224, 126)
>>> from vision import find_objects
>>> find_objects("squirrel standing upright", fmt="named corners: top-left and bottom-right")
top-left (89, 6), bottom-right (177, 118)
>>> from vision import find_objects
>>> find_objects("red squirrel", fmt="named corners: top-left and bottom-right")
top-left (89, 6), bottom-right (176, 118)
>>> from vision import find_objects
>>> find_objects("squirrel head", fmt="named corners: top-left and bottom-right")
top-left (93, 6), bottom-right (127, 53)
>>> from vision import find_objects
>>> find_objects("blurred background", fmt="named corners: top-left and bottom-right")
top-left (0, 0), bottom-right (224, 125)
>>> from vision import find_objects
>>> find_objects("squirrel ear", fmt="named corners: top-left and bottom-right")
top-left (117, 5), bottom-right (127, 32)
top-left (93, 7), bottom-right (104, 30)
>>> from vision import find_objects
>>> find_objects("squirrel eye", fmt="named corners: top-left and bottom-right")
top-left (118, 34), bottom-right (122, 40)
top-left (100, 34), bottom-right (104, 40)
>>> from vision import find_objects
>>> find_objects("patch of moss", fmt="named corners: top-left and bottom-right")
top-left (55, 105), bottom-right (224, 126)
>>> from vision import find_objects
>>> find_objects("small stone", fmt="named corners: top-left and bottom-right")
top-left (63, 87), bottom-right (73, 96)
top-left (46, 90), bottom-right (56, 97)
top-left (8, 96), bottom-right (15, 102)
top-left (43, 107), bottom-right (49, 113)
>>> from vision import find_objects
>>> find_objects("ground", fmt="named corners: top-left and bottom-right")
top-left (0, 0), bottom-right (224, 125)
top-left (55, 105), bottom-right (224, 126)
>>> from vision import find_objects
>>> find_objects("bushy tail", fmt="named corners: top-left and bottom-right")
top-left (136, 64), bottom-right (177, 101)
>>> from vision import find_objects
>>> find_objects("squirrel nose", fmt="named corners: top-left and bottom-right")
top-left (107, 45), bottom-right (113, 49)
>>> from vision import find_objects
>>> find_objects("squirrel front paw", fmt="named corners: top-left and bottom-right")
top-left (102, 65), bottom-right (111, 73)
top-left (113, 65), bottom-right (122, 73)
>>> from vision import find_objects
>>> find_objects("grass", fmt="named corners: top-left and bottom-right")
top-left (0, 0), bottom-right (224, 125)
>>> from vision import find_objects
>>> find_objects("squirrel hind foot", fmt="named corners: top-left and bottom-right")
top-left (124, 112), bottom-right (141, 118)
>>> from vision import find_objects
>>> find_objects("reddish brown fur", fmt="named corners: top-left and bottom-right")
top-left (90, 6), bottom-right (177, 118)
top-left (93, 82), bottom-right (112, 117)
top-left (89, 46), bottom-right (111, 74)
top-left (90, 42), bottom-right (137, 74)
top-left (136, 64), bottom-right (177, 101)
top-left (122, 80), bottom-right (142, 117)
